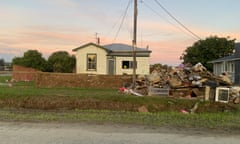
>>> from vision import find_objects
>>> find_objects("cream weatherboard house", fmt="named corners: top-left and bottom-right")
top-left (72, 43), bottom-right (151, 75)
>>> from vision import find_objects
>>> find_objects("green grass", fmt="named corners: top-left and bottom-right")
top-left (0, 83), bottom-right (202, 112)
top-left (0, 79), bottom-right (188, 104)
top-left (0, 79), bottom-right (120, 99)
top-left (0, 79), bottom-right (239, 112)
top-left (0, 109), bottom-right (240, 131)
top-left (0, 75), bottom-right (11, 83)
top-left (0, 77), bottom-right (240, 131)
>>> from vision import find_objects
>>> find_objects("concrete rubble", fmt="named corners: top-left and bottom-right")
top-left (122, 63), bottom-right (240, 104)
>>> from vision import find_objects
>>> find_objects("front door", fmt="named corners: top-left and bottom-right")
top-left (108, 59), bottom-right (115, 75)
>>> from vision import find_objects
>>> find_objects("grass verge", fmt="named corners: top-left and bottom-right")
top-left (0, 80), bottom-right (239, 113)
top-left (0, 77), bottom-right (240, 131)
top-left (0, 108), bottom-right (240, 132)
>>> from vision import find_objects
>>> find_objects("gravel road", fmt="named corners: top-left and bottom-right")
top-left (0, 122), bottom-right (239, 144)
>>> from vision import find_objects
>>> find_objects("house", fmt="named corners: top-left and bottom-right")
top-left (209, 43), bottom-right (240, 84)
top-left (72, 43), bottom-right (151, 75)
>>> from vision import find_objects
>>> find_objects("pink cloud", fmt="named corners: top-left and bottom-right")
top-left (0, 28), bottom-right (85, 59)
top-left (99, 32), bottom-right (191, 66)
top-left (143, 39), bottom-right (193, 65)
top-left (1, 22), bottom-right (239, 66)
top-left (139, 20), bottom-right (240, 42)
top-left (132, 23), bottom-right (240, 65)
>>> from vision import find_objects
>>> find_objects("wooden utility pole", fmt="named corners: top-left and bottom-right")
top-left (132, 0), bottom-right (137, 89)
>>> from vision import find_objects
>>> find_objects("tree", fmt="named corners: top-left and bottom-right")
top-left (180, 36), bottom-right (235, 71)
top-left (0, 58), bottom-right (4, 66)
top-left (0, 58), bottom-right (4, 71)
top-left (12, 50), bottom-right (47, 71)
top-left (47, 51), bottom-right (76, 73)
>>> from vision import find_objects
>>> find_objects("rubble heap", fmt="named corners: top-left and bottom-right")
top-left (132, 63), bottom-right (239, 104)
top-left (146, 63), bottom-right (232, 89)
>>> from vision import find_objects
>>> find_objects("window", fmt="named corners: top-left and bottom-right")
top-left (87, 54), bottom-right (97, 71)
top-left (225, 61), bottom-right (234, 72)
top-left (122, 61), bottom-right (137, 69)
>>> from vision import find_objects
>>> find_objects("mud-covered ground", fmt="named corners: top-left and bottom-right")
top-left (0, 121), bottom-right (239, 144)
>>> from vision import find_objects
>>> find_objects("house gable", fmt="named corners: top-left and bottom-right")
top-left (73, 43), bottom-right (109, 74)
top-left (73, 42), bottom-right (110, 53)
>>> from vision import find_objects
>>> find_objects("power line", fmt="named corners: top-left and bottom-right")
top-left (113, 0), bottom-right (132, 41)
top-left (141, 1), bottom-right (197, 40)
top-left (154, 0), bottom-right (201, 40)
top-left (105, 9), bottom-right (125, 40)
top-left (142, 1), bottom-right (174, 27)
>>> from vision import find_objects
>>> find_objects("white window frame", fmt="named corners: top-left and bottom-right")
top-left (87, 54), bottom-right (97, 71)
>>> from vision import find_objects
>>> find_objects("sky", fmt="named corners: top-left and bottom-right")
top-left (0, 0), bottom-right (239, 66)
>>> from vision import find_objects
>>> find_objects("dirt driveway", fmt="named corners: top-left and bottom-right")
top-left (0, 122), bottom-right (239, 144)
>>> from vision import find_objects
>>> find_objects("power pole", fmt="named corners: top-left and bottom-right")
top-left (132, 0), bottom-right (138, 89)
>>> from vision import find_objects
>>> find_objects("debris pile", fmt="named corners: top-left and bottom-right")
top-left (121, 63), bottom-right (240, 104)
top-left (146, 62), bottom-right (232, 89)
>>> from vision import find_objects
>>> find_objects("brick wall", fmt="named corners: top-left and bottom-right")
top-left (12, 65), bottom-right (39, 81)
top-left (12, 65), bottom-right (132, 88)
top-left (36, 72), bottom-right (132, 89)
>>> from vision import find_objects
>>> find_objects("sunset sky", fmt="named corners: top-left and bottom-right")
top-left (0, 0), bottom-right (239, 66)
